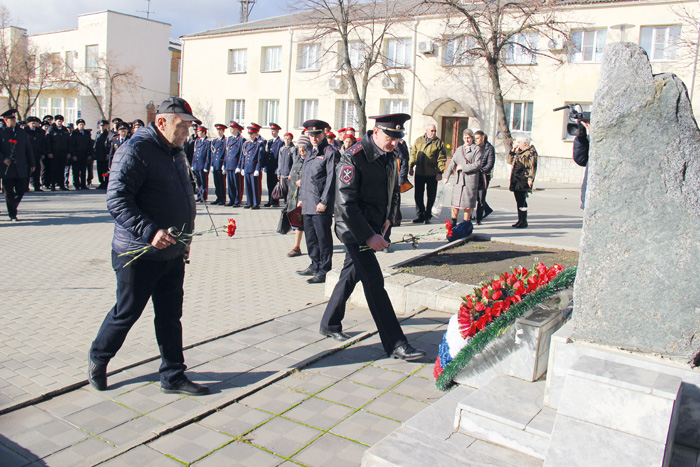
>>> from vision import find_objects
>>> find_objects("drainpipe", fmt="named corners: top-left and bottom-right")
top-left (690, 4), bottom-right (700, 102)
top-left (285, 27), bottom-right (294, 130)
top-left (409, 18), bottom-right (419, 142)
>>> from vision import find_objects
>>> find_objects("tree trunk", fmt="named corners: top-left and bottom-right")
top-left (487, 60), bottom-right (512, 153)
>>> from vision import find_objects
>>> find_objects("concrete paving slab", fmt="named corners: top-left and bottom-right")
top-left (99, 415), bottom-right (164, 447)
top-left (315, 380), bottom-right (384, 409)
top-left (293, 432), bottom-right (368, 467)
top-left (191, 440), bottom-right (284, 467)
top-left (199, 403), bottom-right (274, 437)
top-left (63, 400), bottom-right (141, 435)
top-left (100, 445), bottom-right (182, 467)
top-left (240, 385), bottom-right (310, 414)
top-left (246, 416), bottom-right (323, 458)
top-left (330, 410), bottom-right (401, 446)
top-left (147, 423), bottom-right (233, 464)
top-left (364, 392), bottom-right (430, 422)
top-left (282, 396), bottom-right (357, 431)
top-left (346, 365), bottom-right (409, 391)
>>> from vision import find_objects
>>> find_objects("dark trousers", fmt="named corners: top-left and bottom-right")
top-left (212, 169), bottom-right (225, 203)
top-left (64, 161), bottom-right (71, 188)
top-left (303, 213), bottom-right (333, 274)
top-left (87, 159), bottom-right (94, 185)
top-left (476, 174), bottom-right (492, 222)
top-left (96, 159), bottom-right (109, 188)
top-left (50, 153), bottom-right (67, 188)
top-left (321, 244), bottom-right (408, 354)
top-left (514, 190), bottom-right (528, 211)
top-left (32, 159), bottom-right (42, 189)
top-left (90, 251), bottom-right (187, 386)
top-left (243, 172), bottom-right (260, 206)
top-left (226, 171), bottom-right (243, 205)
top-left (72, 158), bottom-right (87, 188)
top-left (265, 168), bottom-right (278, 205)
top-left (2, 176), bottom-right (27, 219)
top-left (194, 170), bottom-right (208, 201)
top-left (42, 157), bottom-right (52, 187)
top-left (414, 174), bottom-right (438, 219)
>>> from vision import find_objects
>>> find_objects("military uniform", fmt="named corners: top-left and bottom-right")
top-left (93, 121), bottom-right (111, 189)
top-left (46, 117), bottom-right (71, 190)
top-left (69, 119), bottom-right (93, 189)
top-left (192, 128), bottom-right (210, 202)
top-left (108, 125), bottom-right (130, 170)
top-left (264, 123), bottom-right (284, 206)
top-left (224, 122), bottom-right (244, 206)
top-left (0, 109), bottom-right (35, 220)
top-left (241, 123), bottom-right (264, 209)
top-left (210, 124), bottom-right (227, 205)
top-left (25, 117), bottom-right (46, 191)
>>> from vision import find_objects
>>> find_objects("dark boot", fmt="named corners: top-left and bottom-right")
top-left (512, 211), bottom-right (523, 228)
top-left (450, 218), bottom-right (457, 228)
top-left (515, 210), bottom-right (528, 228)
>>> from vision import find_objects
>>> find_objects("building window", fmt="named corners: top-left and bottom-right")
top-left (443, 36), bottom-right (474, 67)
top-left (296, 99), bottom-right (318, 127)
top-left (345, 41), bottom-right (365, 69)
top-left (86, 45), bottom-right (99, 71)
top-left (570, 29), bottom-right (606, 63)
top-left (640, 26), bottom-right (681, 61)
top-left (262, 46), bottom-right (282, 72)
top-left (260, 99), bottom-right (279, 124)
top-left (226, 99), bottom-right (245, 124)
top-left (65, 98), bottom-right (77, 124)
top-left (51, 98), bottom-right (63, 117)
top-left (504, 101), bottom-right (534, 133)
top-left (298, 43), bottom-right (321, 71)
top-left (64, 50), bottom-right (74, 74)
top-left (336, 100), bottom-right (359, 129)
top-left (382, 99), bottom-right (409, 115)
top-left (387, 38), bottom-right (412, 68)
top-left (563, 103), bottom-right (591, 141)
top-left (228, 49), bottom-right (247, 73)
top-left (505, 33), bottom-right (538, 65)
top-left (39, 98), bottom-right (50, 117)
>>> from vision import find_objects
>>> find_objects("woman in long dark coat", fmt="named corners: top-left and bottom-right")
top-left (285, 135), bottom-right (310, 256)
top-left (444, 129), bottom-right (482, 227)
top-left (507, 135), bottom-right (538, 228)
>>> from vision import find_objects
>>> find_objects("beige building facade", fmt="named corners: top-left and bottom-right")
top-left (180, 0), bottom-right (700, 183)
top-left (5, 11), bottom-right (177, 130)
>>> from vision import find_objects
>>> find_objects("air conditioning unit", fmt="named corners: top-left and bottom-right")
top-left (418, 41), bottom-right (435, 55)
top-left (381, 75), bottom-right (400, 91)
top-left (548, 38), bottom-right (565, 51)
top-left (328, 77), bottom-right (342, 90)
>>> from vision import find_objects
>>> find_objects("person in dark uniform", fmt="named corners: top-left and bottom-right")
top-left (319, 113), bottom-right (426, 361)
top-left (382, 137), bottom-right (410, 253)
top-left (210, 124), bottom-right (227, 205)
top-left (40, 120), bottom-right (51, 188)
top-left (69, 119), bottom-right (93, 189)
top-left (326, 131), bottom-right (342, 150)
top-left (277, 132), bottom-right (295, 209)
top-left (241, 123), bottom-right (264, 209)
top-left (225, 121), bottom-right (244, 207)
top-left (94, 120), bottom-right (111, 189)
top-left (109, 122), bottom-right (130, 170)
top-left (46, 115), bottom-right (71, 191)
top-left (296, 119), bottom-right (338, 284)
top-left (264, 123), bottom-right (283, 207)
top-left (131, 119), bottom-right (145, 135)
top-left (191, 125), bottom-right (210, 202)
top-left (183, 123), bottom-right (198, 166)
top-left (1, 109), bottom-right (35, 221)
top-left (25, 117), bottom-right (46, 192)
top-left (88, 96), bottom-right (208, 396)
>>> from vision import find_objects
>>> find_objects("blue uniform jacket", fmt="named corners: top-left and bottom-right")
top-left (265, 136), bottom-right (284, 171)
top-left (192, 137), bottom-right (211, 171)
top-left (224, 134), bottom-right (243, 171)
top-left (210, 136), bottom-right (226, 171)
top-left (241, 136), bottom-right (264, 173)
top-left (299, 139), bottom-right (338, 215)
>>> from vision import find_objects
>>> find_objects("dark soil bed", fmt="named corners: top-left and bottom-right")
top-left (397, 236), bottom-right (579, 286)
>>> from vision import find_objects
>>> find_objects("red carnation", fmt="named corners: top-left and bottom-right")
top-left (492, 280), bottom-right (502, 291)
top-left (475, 301), bottom-right (485, 312)
top-left (445, 220), bottom-right (453, 238)
top-left (226, 218), bottom-right (237, 237)
top-left (492, 289), bottom-right (503, 301)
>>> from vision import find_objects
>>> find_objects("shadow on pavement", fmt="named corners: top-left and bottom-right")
top-left (0, 434), bottom-right (48, 466)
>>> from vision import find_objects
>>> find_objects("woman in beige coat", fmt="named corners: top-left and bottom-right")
top-left (444, 129), bottom-right (483, 227)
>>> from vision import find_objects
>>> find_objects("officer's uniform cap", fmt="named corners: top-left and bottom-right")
top-left (197, 125), bottom-right (208, 132)
top-left (76, 118), bottom-right (85, 125)
top-left (116, 122), bottom-right (130, 131)
top-left (369, 113), bottom-right (411, 138)
top-left (269, 122), bottom-right (281, 130)
top-left (302, 119), bottom-right (329, 135)
top-left (247, 123), bottom-right (261, 133)
top-left (1, 109), bottom-right (17, 119)
top-left (214, 123), bottom-right (227, 130)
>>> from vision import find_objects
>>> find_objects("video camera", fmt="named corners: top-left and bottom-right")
top-left (553, 104), bottom-right (590, 137)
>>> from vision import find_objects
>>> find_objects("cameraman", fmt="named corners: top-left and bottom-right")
top-left (573, 120), bottom-right (590, 209)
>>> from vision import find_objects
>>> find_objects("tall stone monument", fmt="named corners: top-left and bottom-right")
top-left (572, 42), bottom-right (700, 362)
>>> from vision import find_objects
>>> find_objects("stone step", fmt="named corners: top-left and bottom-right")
top-left (456, 375), bottom-right (552, 460)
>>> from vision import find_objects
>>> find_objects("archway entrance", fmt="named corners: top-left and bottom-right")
top-left (421, 97), bottom-right (476, 161)
top-left (441, 117), bottom-right (470, 159)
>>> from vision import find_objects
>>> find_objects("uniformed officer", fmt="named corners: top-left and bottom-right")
top-left (191, 125), bottom-right (210, 202)
top-left (241, 123), bottom-right (264, 209)
top-left (326, 131), bottom-right (341, 150)
top-left (40, 120), bottom-right (51, 188)
top-left (264, 122), bottom-right (284, 207)
top-left (210, 123), bottom-right (227, 205)
top-left (108, 122), bottom-right (130, 170)
top-left (183, 123), bottom-right (198, 166)
top-left (319, 113), bottom-right (426, 361)
top-left (1, 109), bottom-right (35, 221)
top-left (69, 118), bottom-right (93, 189)
top-left (296, 119), bottom-right (339, 284)
top-left (131, 119), bottom-right (145, 135)
top-left (46, 115), bottom-right (71, 191)
top-left (93, 120), bottom-right (110, 189)
top-left (277, 132), bottom-right (295, 208)
top-left (225, 121), bottom-right (244, 207)
top-left (25, 116), bottom-right (46, 192)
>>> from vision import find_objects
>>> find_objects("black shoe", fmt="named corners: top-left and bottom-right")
top-left (264, 202), bottom-right (272, 207)
top-left (307, 273), bottom-right (326, 284)
top-left (9, 217), bottom-right (18, 222)
top-left (424, 218), bottom-right (431, 224)
top-left (412, 216), bottom-right (425, 224)
top-left (296, 267), bottom-right (317, 276)
top-left (244, 205), bottom-right (252, 209)
top-left (161, 378), bottom-right (210, 396)
top-left (232, 203), bottom-right (240, 207)
top-left (88, 356), bottom-right (107, 391)
top-left (225, 202), bottom-right (234, 206)
top-left (390, 344), bottom-right (426, 361)
top-left (320, 328), bottom-right (351, 342)
top-left (483, 207), bottom-right (493, 219)
top-left (51, 186), bottom-right (56, 191)
top-left (251, 205), bottom-right (260, 210)
top-left (34, 187), bottom-right (43, 192)
top-left (476, 220), bottom-right (482, 225)
top-left (60, 186), bottom-right (69, 191)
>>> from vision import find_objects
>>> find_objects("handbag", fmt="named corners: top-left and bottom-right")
top-left (271, 181), bottom-right (287, 201)
top-left (287, 186), bottom-right (304, 229)
top-left (400, 180), bottom-right (413, 193)
top-left (447, 220), bottom-right (473, 242)
top-left (277, 209), bottom-right (291, 234)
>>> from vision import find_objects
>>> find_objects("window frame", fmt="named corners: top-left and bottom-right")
top-left (570, 29), bottom-right (607, 63)
top-left (260, 99), bottom-right (280, 125)
top-left (381, 99), bottom-right (410, 115)
top-left (443, 35), bottom-right (475, 67)
top-left (640, 25), bottom-right (681, 62)
top-left (228, 48), bottom-right (248, 74)
top-left (505, 32), bottom-right (538, 65)
top-left (504, 101), bottom-right (534, 133)
top-left (336, 100), bottom-right (360, 130)
top-left (261, 46), bottom-right (282, 72)
top-left (296, 99), bottom-right (319, 127)
top-left (386, 38), bottom-right (412, 68)
top-left (226, 99), bottom-right (246, 125)
top-left (298, 43), bottom-right (321, 72)
top-left (85, 45), bottom-right (99, 72)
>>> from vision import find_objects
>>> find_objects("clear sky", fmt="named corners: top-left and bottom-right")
top-left (3, 0), bottom-right (295, 39)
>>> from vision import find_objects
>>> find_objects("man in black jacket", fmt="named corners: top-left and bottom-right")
top-left (474, 131), bottom-right (495, 224)
top-left (46, 115), bottom-right (71, 190)
top-left (93, 120), bottom-right (110, 189)
top-left (25, 117), bottom-right (46, 192)
top-left (1, 109), bottom-right (35, 221)
top-left (319, 113), bottom-right (425, 361)
top-left (69, 119), bottom-right (93, 189)
top-left (88, 97), bottom-right (209, 396)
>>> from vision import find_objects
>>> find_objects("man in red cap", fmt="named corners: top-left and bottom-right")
top-left (241, 123), bottom-right (264, 209)
top-left (192, 125), bottom-right (210, 202)
top-left (225, 121), bottom-right (245, 206)
top-left (210, 124), bottom-right (228, 205)
top-left (264, 123), bottom-right (283, 207)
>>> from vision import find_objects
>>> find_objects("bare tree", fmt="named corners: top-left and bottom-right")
top-left (424, 0), bottom-right (568, 149)
top-left (60, 53), bottom-right (142, 121)
top-left (0, 5), bottom-right (56, 119)
top-left (298, 0), bottom-right (417, 134)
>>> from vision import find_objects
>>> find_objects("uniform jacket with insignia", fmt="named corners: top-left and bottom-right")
top-left (46, 124), bottom-right (71, 156)
top-left (192, 137), bottom-right (211, 172)
top-left (264, 136), bottom-right (284, 171)
top-left (0, 126), bottom-right (35, 179)
top-left (224, 134), bottom-right (243, 171)
top-left (93, 130), bottom-right (110, 162)
top-left (334, 131), bottom-right (399, 245)
top-left (109, 134), bottom-right (130, 168)
top-left (210, 135), bottom-right (226, 171)
top-left (277, 143), bottom-right (295, 177)
top-left (69, 129), bottom-right (93, 161)
top-left (299, 139), bottom-right (338, 215)
top-left (25, 126), bottom-right (47, 160)
top-left (241, 136), bottom-right (264, 173)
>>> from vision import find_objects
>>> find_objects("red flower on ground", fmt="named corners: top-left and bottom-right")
top-left (445, 220), bottom-right (453, 238)
top-left (226, 218), bottom-right (237, 237)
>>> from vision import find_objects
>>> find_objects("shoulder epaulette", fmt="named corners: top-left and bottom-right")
top-left (346, 142), bottom-right (363, 157)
